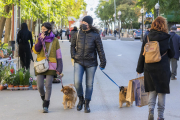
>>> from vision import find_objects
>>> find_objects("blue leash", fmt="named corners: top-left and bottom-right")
top-left (100, 69), bottom-right (121, 90)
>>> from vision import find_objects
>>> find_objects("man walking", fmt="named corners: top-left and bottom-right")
top-left (169, 26), bottom-right (180, 80)
top-left (114, 29), bottom-right (117, 37)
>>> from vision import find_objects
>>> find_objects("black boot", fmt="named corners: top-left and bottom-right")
top-left (77, 96), bottom-right (84, 111)
top-left (41, 96), bottom-right (45, 107)
top-left (84, 99), bottom-right (90, 113)
top-left (43, 100), bottom-right (50, 113)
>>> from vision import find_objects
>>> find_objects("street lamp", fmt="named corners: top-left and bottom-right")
top-left (155, 3), bottom-right (160, 17)
top-left (118, 11), bottom-right (121, 39)
top-left (140, 8), bottom-right (144, 40)
top-left (113, 13), bottom-right (116, 30)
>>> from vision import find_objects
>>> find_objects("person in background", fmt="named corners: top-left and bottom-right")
top-left (71, 16), bottom-right (106, 113)
top-left (69, 26), bottom-right (78, 42)
top-left (169, 26), bottom-right (180, 80)
top-left (17, 23), bottom-right (33, 70)
top-left (136, 16), bottom-right (175, 120)
top-left (143, 25), bottom-right (151, 40)
top-left (114, 29), bottom-right (117, 37)
top-left (109, 29), bottom-right (111, 36)
top-left (65, 28), bottom-right (70, 40)
top-left (60, 28), bottom-right (63, 40)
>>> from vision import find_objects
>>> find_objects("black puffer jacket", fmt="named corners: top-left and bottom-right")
top-left (71, 29), bottom-right (106, 68)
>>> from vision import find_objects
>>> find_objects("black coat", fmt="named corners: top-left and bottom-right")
top-left (169, 32), bottom-right (180, 60)
top-left (71, 29), bottom-right (106, 68)
top-left (136, 30), bottom-right (175, 93)
top-left (69, 30), bottom-right (77, 42)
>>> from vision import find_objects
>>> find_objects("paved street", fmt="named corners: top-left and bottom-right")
top-left (0, 40), bottom-right (180, 120)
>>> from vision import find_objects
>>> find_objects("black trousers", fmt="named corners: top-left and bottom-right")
top-left (19, 44), bottom-right (32, 70)
top-left (67, 34), bottom-right (69, 40)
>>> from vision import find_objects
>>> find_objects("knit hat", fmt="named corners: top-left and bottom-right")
top-left (170, 26), bottom-right (177, 31)
top-left (82, 16), bottom-right (93, 25)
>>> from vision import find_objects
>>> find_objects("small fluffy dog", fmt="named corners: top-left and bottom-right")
top-left (61, 84), bottom-right (77, 109)
top-left (119, 86), bottom-right (132, 108)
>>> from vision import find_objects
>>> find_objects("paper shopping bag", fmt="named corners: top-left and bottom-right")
top-left (133, 76), bottom-right (149, 107)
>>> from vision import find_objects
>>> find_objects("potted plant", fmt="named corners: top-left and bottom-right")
top-left (4, 66), bottom-right (15, 89)
top-left (19, 69), bottom-right (24, 90)
top-left (24, 69), bottom-right (30, 90)
top-left (32, 80), bottom-right (37, 90)
top-left (13, 71), bottom-right (20, 90)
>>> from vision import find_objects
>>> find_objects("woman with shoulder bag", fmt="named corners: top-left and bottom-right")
top-left (32, 22), bottom-right (63, 113)
top-left (136, 16), bottom-right (175, 120)
top-left (71, 16), bottom-right (106, 113)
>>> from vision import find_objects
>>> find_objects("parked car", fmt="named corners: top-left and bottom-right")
top-left (134, 29), bottom-right (145, 39)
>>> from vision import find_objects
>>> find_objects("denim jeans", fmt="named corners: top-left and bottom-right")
top-left (74, 63), bottom-right (97, 101)
top-left (148, 91), bottom-right (166, 118)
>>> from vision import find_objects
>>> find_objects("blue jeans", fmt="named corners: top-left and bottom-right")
top-left (74, 63), bottom-right (97, 101)
top-left (148, 91), bottom-right (166, 118)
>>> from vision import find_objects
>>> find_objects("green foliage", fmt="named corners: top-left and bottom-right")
top-left (19, 69), bottom-right (24, 85)
top-left (96, 0), bottom-right (140, 29)
top-left (13, 71), bottom-right (20, 86)
top-left (24, 69), bottom-right (30, 85)
top-left (0, 0), bottom-right (87, 24)
top-left (32, 80), bottom-right (37, 85)
top-left (4, 66), bottom-right (15, 85)
top-left (136, 0), bottom-right (180, 23)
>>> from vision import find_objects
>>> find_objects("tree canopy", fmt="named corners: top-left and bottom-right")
top-left (95, 0), bottom-right (141, 29)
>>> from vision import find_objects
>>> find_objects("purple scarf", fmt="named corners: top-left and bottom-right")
top-left (39, 31), bottom-right (55, 43)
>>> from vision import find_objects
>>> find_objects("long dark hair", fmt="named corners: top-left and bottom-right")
top-left (19, 23), bottom-right (30, 42)
top-left (89, 24), bottom-right (99, 34)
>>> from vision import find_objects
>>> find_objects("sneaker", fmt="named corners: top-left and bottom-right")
top-left (43, 107), bottom-right (48, 113)
top-left (171, 77), bottom-right (177, 80)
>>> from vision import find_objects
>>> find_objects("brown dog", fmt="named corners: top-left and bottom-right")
top-left (119, 86), bottom-right (132, 108)
top-left (61, 84), bottom-right (77, 109)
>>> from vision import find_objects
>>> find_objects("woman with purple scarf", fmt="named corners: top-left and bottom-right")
top-left (32, 22), bottom-right (63, 113)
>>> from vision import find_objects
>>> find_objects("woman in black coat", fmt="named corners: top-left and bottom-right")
top-left (71, 16), bottom-right (106, 113)
top-left (69, 26), bottom-right (78, 42)
top-left (136, 16), bottom-right (175, 120)
top-left (17, 23), bottom-right (33, 70)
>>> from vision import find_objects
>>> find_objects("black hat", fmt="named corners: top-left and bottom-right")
top-left (170, 26), bottom-right (177, 31)
top-left (82, 16), bottom-right (93, 25)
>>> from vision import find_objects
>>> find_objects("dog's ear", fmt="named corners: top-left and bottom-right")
top-left (120, 86), bottom-right (124, 92)
top-left (70, 88), bottom-right (76, 92)
top-left (61, 88), bottom-right (64, 92)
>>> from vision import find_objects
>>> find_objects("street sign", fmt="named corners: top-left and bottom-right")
top-left (145, 12), bottom-right (153, 18)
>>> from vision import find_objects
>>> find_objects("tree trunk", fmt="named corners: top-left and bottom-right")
top-left (28, 19), bottom-right (31, 31)
top-left (0, 3), bottom-right (9, 41)
top-left (4, 17), bottom-right (12, 43)
top-left (32, 21), bottom-right (36, 40)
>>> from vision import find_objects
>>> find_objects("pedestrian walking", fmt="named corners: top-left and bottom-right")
top-left (71, 16), bottom-right (106, 113)
top-left (65, 28), bottom-right (70, 40)
top-left (32, 22), bottom-right (63, 113)
top-left (169, 26), bottom-right (180, 80)
top-left (60, 28), bottom-right (63, 40)
top-left (69, 26), bottom-right (78, 42)
top-left (114, 29), bottom-right (117, 37)
top-left (17, 23), bottom-right (33, 70)
top-left (144, 25), bottom-right (151, 39)
top-left (136, 16), bottom-right (175, 120)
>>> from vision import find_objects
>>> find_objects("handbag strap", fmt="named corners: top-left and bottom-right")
top-left (41, 38), bottom-right (53, 60)
top-left (48, 41), bottom-right (53, 56)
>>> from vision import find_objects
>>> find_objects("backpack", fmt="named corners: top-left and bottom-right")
top-left (143, 35), bottom-right (171, 63)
